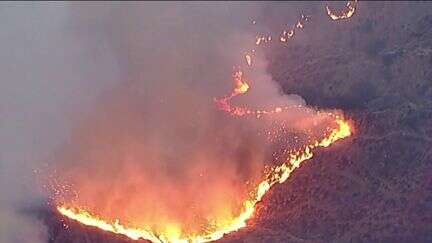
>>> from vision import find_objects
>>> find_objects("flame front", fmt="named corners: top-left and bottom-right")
top-left (58, 118), bottom-right (351, 243)
top-left (57, 2), bottom-right (356, 242)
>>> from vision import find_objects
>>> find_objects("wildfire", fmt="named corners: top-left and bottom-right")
top-left (245, 54), bottom-right (252, 66)
top-left (56, 2), bottom-right (357, 242)
top-left (255, 34), bottom-right (272, 46)
top-left (214, 67), bottom-right (308, 118)
top-left (244, 1), bottom-right (356, 66)
top-left (233, 70), bottom-right (249, 94)
top-left (280, 14), bottom-right (309, 43)
top-left (58, 117), bottom-right (351, 243)
top-left (326, 0), bottom-right (357, 21)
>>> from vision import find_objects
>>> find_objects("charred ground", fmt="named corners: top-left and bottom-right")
top-left (41, 2), bottom-right (432, 243)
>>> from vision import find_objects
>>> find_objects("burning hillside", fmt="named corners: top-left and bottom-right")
top-left (51, 51), bottom-right (352, 243)
top-left (53, 93), bottom-right (351, 243)
top-left (55, 118), bottom-right (350, 243)
top-left (18, 1), bottom-right (432, 243)
top-left (46, 3), bottom-right (355, 242)
top-left (6, 2), bottom-right (431, 243)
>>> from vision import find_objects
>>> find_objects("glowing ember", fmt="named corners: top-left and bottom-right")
top-left (245, 54), bottom-right (252, 66)
top-left (280, 14), bottom-right (309, 43)
top-left (214, 67), bottom-right (307, 118)
top-left (326, 0), bottom-right (357, 21)
top-left (233, 70), bottom-right (249, 94)
top-left (255, 34), bottom-right (272, 46)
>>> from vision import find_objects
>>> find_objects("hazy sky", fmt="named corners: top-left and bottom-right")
top-left (0, 2), bottom-right (335, 242)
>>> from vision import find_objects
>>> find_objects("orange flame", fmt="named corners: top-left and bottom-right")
top-left (255, 34), bottom-right (272, 46)
top-left (57, 2), bottom-right (358, 242)
top-left (214, 68), bottom-right (254, 117)
top-left (214, 67), bottom-right (307, 118)
top-left (326, 1), bottom-right (357, 21)
top-left (58, 118), bottom-right (352, 243)
top-left (280, 14), bottom-right (309, 43)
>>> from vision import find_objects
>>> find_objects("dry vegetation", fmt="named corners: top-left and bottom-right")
top-left (41, 2), bottom-right (432, 243)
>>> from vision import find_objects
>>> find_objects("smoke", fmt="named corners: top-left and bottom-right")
top-left (51, 2), bottom-right (274, 235)
top-left (0, 2), bottom-right (339, 242)
top-left (0, 3), bottom-right (120, 243)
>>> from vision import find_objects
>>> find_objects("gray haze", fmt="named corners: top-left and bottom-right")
top-left (0, 3), bottom-right (121, 243)
top-left (0, 2), bottom-right (336, 242)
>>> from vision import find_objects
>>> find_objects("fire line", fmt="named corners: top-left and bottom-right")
top-left (58, 118), bottom-right (351, 243)
top-left (57, 2), bottom-right (356, 242)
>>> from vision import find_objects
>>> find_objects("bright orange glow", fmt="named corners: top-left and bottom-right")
top-left (326, 1), bottom-right (357, 21)
top-left (233, 70), bottom-right (249, 94)
top-left (280, 14), bottom-right (309, 43)
top-left (214, 67), bottom-right (308, 118)
top-left (255, 34), bottom-right (272, 46)
top-left (214, 68), bottom-right (254, 117)
top-left (245, 54), bottom-right (252, 66)
top-left (56, 3), bottom-right (358, 242)
top-left (58, 118), bottom-right (352, 243)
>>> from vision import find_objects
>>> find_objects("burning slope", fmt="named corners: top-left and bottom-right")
top-left (214, 68), bottom-right (304, 118)
top-left (57, 117), bottom-right (350, 243)
top-left (243, 0), bottom-right (357, 69)
top-left (55, 67), bottom-right (352, 242)
top-left (56, 1), bottom-right (351, 242)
